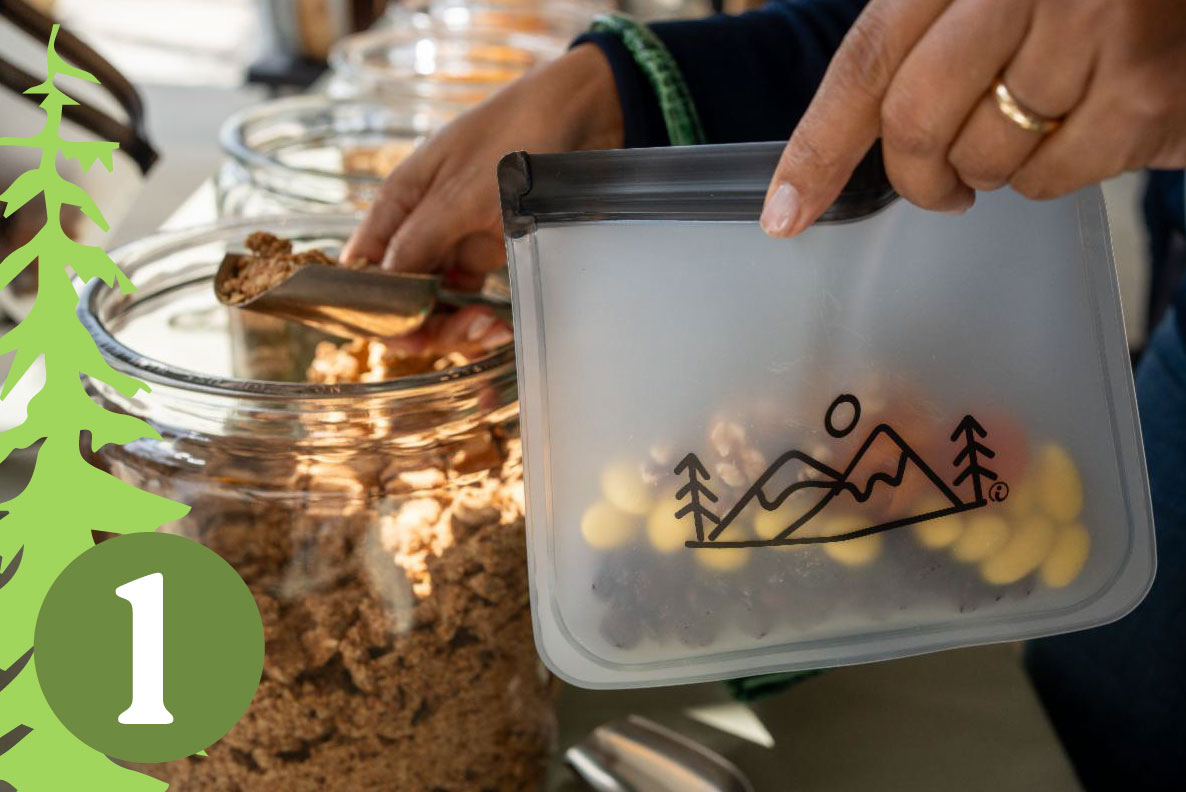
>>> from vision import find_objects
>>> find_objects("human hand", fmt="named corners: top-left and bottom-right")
top-left (341, 43), bottom-right (623, 288)
top-left (381, 304), bottom-right (513, 362)
top-left (760, 0), bottom-right (1186, 237)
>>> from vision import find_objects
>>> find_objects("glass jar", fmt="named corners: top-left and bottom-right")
top-left (216, 96), bottom-right (457, 217)
top-left (428, 0), bottom-right (612, 39)
top-left (327, 26), bottom-right (561, 105)
top-left (79, 216), bottom-right (554, 790)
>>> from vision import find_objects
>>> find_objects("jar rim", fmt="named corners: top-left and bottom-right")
top-left (78, 215), bottom-right (517, 401)
top-left (328, 26), bottom-right (554, 90)
top-left (217, 95), bottom-right (457, 191)
top-left (428, 0), bottom-right (607, 30)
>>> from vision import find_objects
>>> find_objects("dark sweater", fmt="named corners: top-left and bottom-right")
top-left (577, 0), bottom-right (867, 148)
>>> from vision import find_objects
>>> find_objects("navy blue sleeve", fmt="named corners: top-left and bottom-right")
top-left (575, 0), bottom-right (868, 148)
top-left (576, 29), bottom-right (669, 150)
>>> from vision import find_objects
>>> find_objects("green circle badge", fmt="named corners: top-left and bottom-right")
top-left (35, 532), bottom-right (264, 763)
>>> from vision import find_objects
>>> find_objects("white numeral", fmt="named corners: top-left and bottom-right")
top-left (116, 572), bottom-right (174, 725)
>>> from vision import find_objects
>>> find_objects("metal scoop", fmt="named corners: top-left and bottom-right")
top-left (566, 716), bottom-right (755, 792)
top-left (214, 252), bottom-right (440, 339)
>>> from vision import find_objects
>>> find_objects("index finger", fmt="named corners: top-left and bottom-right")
top-left (761, 0), bottom-right (954, 237)
top-left (340, 149), bottom-right (437, 265)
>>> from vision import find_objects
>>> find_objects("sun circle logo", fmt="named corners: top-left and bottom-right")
top-left (824, 394), bottom-right (862, 438)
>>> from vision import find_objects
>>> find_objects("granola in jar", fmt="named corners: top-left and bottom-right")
top-left (81, 218), bottom-right (552, 790)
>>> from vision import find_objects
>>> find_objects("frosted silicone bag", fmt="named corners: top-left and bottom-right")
top-left (500, 143), bottom-right (1155, 688)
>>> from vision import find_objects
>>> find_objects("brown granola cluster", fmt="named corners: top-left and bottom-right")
top-left (218, 232), bottom-right (368, 305)
top-left (99, 295), bottom-right (553, 788)
top-left (110, 421), bottom-right (554, 791)
top-left (307, 338), bottom-right (470, 384)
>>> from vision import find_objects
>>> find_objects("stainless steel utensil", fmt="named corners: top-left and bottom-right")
top-left (566, 716), bottom-right (755, 792)
top-left (215, 252), bottom-right (440, 339)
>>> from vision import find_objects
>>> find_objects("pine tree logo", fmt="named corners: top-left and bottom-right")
top-left (951, 415), bottom-right (997, 506)
top-left (674, 453), bottom-right (720, 542)
top-left (1, 26), bottom-right (187, 790)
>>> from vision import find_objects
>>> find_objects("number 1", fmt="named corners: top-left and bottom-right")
top-left (116, 572), bottom-right (174, 725)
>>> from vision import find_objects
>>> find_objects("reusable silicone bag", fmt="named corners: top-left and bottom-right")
top-left (499, 143), bottom-right (1155, 688)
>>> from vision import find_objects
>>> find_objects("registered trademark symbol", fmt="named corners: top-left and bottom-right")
top-left (988, 481), bottom-right (1010, 503)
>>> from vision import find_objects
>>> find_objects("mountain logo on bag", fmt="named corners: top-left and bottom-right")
top-left (678, 394), bottom-right (1004, 548)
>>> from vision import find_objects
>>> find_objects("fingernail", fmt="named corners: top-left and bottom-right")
top-left (380, 247), bottom-right (398, 271)
top-left (760, 182), bottom-right (802, 237)
top-left (465, 312), bottom-right (496, 342)
top-left (942, 191), bottom-right (976, 215)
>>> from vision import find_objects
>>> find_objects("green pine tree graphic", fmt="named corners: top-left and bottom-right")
top-left (0, 26), bottom-right (188, 790)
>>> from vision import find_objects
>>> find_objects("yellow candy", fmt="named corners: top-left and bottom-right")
top-left (817, 514), bottom-right (863, 539)
top-left (911, 498), bottom-right (964, 549)
top-left (1036, 444), bottom-right (1083, 523)
top-left (752, 501), bottom-right (800, 551)
top-left (580, 500), bottom-right (640, 550)
top-left (951, 514), bottom-right (1010, 562)
top-left (601, 461), bottom-right (653, 515)
top-left (753, 504), bottom-right (793, 542)
top-left (981, 514), bottom-right (1056, 585)
top-left (1004, 481), bottom-right (1037, 519)
top-left (1040, 523), bottom-right (1091, 588)
top-left (821, 517), bottom-right (882, 566)
top-left (646, 495), bottom-right (687, 554)
top-left (695, 547), bottom-right (751, 572)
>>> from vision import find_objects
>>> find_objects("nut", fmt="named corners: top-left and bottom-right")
top-left (951, 514), bottom-right (1010, 563)
top-left (1040, 523), bottom-right (1091, 588)
top-left (980, 514), bottom-right (1056, 585)
top-left (1035, 444), bottom-right (1083, 523)
top-left (601, 461), bottom-right (653, 515)
top-left (645, 493), bottom-right (686, 554)
top-left (694, 547), bottom-right (751, 573)
top-left (910, 498), bottom-right (964, 549)
top-left (581, 500), bottom-right (641, 550)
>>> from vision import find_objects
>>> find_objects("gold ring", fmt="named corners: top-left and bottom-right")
top-left (991, 78), bottom-right (1064, 134)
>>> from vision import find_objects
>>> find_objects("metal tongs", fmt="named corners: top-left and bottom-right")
top-left (566, 716), bottom-right (755, 792)
top-left (214, 252), bottom-right (441, 339)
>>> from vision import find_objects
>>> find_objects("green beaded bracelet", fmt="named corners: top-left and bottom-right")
top-left (590, 12), bottom-right (707, 147)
